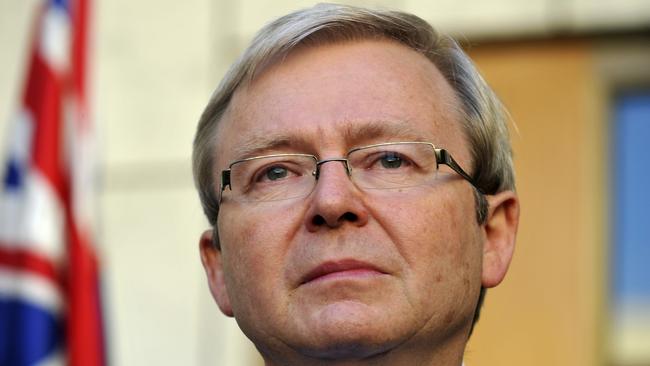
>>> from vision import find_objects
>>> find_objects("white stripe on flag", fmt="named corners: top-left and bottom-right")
top-left (0, 268), bottom-right (63, 313)
top-left (0, 169), bottom-right (65, 261)
top-left (5, 109), bottom-right (34, 165)
top-left (35, 350), bottom-right (65, 366)
top-left (39, 4), bottom-right (71, 73)
top-left (64, 97), bottom-right (97, 234)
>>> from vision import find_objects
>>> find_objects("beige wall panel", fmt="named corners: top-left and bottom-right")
top-left (232, 0), bottom-right (403, 38)
top-left (465, 41), bottom-right (604, 366)
top-left (198, 293), bottom-right (264, 365)
top-left (0, 0), bottom-right (41, 162)
top-left (101, 187), bottom-right (207, 365)
top-left (569, 0), bottom-right (650, 31)
top-left (405, 0), bottom-right (549, 37)
top-left (96, 0), bottom-right (212, 165)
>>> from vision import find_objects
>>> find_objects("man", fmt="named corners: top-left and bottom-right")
top-left (193, 3), bottom-right (519, 365)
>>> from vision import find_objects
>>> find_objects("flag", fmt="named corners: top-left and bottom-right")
top-left (0, 0), bottom-right (105, 365)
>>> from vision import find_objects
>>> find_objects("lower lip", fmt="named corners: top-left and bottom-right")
top-left (308, 269), bottom-right (383, 284)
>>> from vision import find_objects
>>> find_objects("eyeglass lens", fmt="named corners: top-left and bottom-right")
top-left (225, 142), bottom-right (442, 202)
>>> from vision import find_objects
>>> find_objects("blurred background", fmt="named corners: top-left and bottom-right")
top-left (1, 0), bottom-right (649, 365)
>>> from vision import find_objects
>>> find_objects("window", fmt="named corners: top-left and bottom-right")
top-left (610, 90), bottom-right (650, 366)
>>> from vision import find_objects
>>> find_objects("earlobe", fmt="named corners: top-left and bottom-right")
top-left (480, 191), bottom-right (520, 288)
top-left (199, 229), bottom-right (234, 317)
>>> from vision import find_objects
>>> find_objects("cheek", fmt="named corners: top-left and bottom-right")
top-left (216, 203), bottom-right (303, 311)
top-left (371, 187), bottom-right (482, 293)
top-left (374, 189), bottom-right (467, 260)
top-left (418, 191), bottom-right (482, 278)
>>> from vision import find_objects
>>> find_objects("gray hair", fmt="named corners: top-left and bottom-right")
top-left (193, 3), bottom-right (514, 229)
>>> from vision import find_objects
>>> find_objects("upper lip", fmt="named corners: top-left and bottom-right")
top-left (299, 259), bottom-right (385, 285)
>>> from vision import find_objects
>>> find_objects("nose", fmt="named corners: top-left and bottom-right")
top-left (305, 159), bottom-right (369, 231)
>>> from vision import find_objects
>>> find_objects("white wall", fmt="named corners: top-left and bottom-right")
top-left (0, 0), bottom-right (39, 146)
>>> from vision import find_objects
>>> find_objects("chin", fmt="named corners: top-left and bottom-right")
top-left (294, 302), bottom-right (407, 361)
top-left (297, 335), bottom-right (397, 361)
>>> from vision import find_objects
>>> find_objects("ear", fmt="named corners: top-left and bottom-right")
top-left (481, 191), bottom-right (520, 288)
top-left (199, 229), bottom-right (234, 317)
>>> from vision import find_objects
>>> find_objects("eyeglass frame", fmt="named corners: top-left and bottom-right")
top-left (219, 141), bottom-right (484, 202)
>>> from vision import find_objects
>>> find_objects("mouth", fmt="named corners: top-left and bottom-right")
top-left (300, 259), bottom-right (386, 285)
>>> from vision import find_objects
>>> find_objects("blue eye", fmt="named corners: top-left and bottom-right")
top-left (265, 166), bottom-right (288, 181)
top-left (380, 152), bottom-right (403, 168)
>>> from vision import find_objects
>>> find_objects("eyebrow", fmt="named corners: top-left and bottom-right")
top-left (232, 133), bottom-right (311, 160)
top-left (341, 119), bottom-right (425, 145)
top-left (231, 119), bottom-right (427, 159)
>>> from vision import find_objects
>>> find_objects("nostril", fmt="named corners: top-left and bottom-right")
top-left (342, 212), bottom-right (358, 222)
top-left (312, 215), bottom-right (325, 226)
top-left (310, 212), bottom-right (357, 227)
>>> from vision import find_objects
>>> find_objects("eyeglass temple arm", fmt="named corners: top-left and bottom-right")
top-left (435, 149), bottom-right (484, 194)
top-left (221, 169), bottom-right (231, 191)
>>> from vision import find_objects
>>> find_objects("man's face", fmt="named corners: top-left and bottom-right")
top-left (203, 40), bottom-right (490, 362)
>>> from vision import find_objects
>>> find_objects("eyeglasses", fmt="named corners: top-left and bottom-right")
top-left (220, 141), bottom-right (481, 203)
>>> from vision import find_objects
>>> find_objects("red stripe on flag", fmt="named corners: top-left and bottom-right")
top-left (0, 246), bottom-right (62, 285)
top-left (66, 219), bottom-right (105, 366)
top-left (64, 1), bottom-right (106, 365)
top-left (71, 0), bottom-right (89, 111)
top-left (22, 43), bottom-right (68, 201)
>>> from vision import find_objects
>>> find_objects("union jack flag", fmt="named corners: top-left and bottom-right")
top-left (0, 0), bottom-right (105, 365)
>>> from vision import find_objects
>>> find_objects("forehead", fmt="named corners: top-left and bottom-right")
top-left (216, 39), bottom-right (464, 164)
